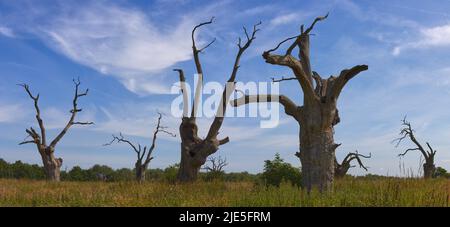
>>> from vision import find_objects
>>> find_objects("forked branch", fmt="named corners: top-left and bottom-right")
top-left (393, 116), bottom-right (435, 160)
top-left (205, 21), bottom-right (261, 142)
top-left (49, 78), bottom-right (93, 148)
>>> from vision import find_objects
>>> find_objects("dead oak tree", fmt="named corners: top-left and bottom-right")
top-left (104, 113), bottom-right (175, 183)
top-left (18, 79), bottom-right (93, 181)
top-left (231, 14), bottom-right (368, 192)
top-left (173, 18), bottom-right (260, 181)
top-left (334, 151), bottom-right (370, 178)
top-left (393, 117), bottom-right (437, 178)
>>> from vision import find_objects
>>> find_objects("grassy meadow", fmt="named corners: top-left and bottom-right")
top-left (0, 178), bottom-right (448, 207)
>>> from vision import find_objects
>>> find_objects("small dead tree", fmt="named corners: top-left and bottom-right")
top-left (173, 18), bottom-right (260, 182)
top-left (18, 79), bottom-right (93, 181)
top-left (203, 156), bottom-right (228, 173)
top-left (334, 151), bottom-right (371, 178)
top-left (393, 117), bottom-right (437, 178)
top-left (104, 113), bottom-right (175, 183)
top-left (231, 14), bottom-right (368, 192)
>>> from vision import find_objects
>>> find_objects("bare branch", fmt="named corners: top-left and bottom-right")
top-left (174, 69), bottom-right (189, 118)
top-left (18, 83), bottom-right (46, 146)
top-left (394, 117), bottom-right (430, 159)
top-left (19, 140), bottom-right (36, 145)
top-left (104, 133), bottom-right (142, 161)
top-left (219, 137), bottom-right (230, 145)
top-left (398, 148), bottom-right (420, 157)
top-left (271, 76), bottom-right (298, 83)
top-left (231, 94), bottom-right (301, 121)
top-left (203, 156), bottom-right (228, 172)
top-left (72, 121), bottom-right (94, 125)
top-left (304, 13), bottom-right (329, 35)
top-left (206, 21), bottom-right (261, 141)
top-left (264, 35), bottom-right (298, 54)
top-left (198, 38), bottom-right (216, 53)
top-left (340, 150), bottom-right (371, 171)
top-left (144, 113), bottom-right (176, 166)
top-left (49, 79), bottom-right (93, 148)
top-left (192, 17), bottom-right (215, 54)
top-left (329, 65), bottom-right (368, 100)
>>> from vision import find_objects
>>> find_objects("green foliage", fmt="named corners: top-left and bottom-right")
top-left (203, 171), bottom-right (225, 182)
top-left (261, 153), bottom-right (301, 187)
top-left (163, 163), bottom-right (180, 183)
top-left (433, 167), bottom-right (449, 178)
top-left (0, 159), bottom-right (46, 179)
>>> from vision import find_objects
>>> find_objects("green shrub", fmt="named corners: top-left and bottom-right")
top-left (261, 153), bottom-right (301, 187)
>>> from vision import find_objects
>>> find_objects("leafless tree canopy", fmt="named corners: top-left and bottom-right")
top-left (18, 79), bottom-right (93, 181)
top-left (203, 156), bottom-right (228, 173)
top-left (393, 116), bottom-right (437, 178)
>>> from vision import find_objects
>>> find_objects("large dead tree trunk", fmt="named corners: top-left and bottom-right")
top-left (231, 14), bottom-right (368, 192)
top-left (104, 113), bottom-right (175, 183)
top-left (394, 117), bottom-right (437, 179)
top-left (18, 79), bottom-right (93, 181)
top-left (174, 18), bottom-right (260, 182)
top-left (334, 150), bottom-right (371, 178)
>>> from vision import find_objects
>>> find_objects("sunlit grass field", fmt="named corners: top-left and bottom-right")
top-left (0, 178), bottom-right (448, 207)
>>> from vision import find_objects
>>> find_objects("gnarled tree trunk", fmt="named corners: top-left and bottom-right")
top-left (334, 150), bottom-right (370, 178)
top-left (41, 152), bottom-right (62, 181)
top-left (296, 103), bottom-right (338, 191)
top-left (174, 18), bottom-right (260, 182)
top-left (423, 159), bottom-right (435, 179)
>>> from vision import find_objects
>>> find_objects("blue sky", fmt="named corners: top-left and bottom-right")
top-left (1, 0), bottom-right (450, 176)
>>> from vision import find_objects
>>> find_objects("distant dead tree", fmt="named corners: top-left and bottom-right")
top-left (231, 14), bottom-right (368, 192)
top-left (334, 151), bottom-right (371, 178)
top-left (18, 79), bottom-right (93, 181)
top-left (104, 113), bottom-right (175, 183)
top-left (203, 156), bottom-right (228, 173)
top-left (173, 17), bottom-right (260, 182)
top-left (393, 117), bottom-right (437, 178)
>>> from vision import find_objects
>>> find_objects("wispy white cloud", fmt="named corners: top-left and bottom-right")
top-left (35, 3), bottom-right (195, 95)
top-left (393, 23), bottom-right (450, 55)
top-left (0, 26), bottom-right (15, 38)
top-left (0, 103), bottom-right (24, 123)
top-left (269, 13), bottom-right (300, 27)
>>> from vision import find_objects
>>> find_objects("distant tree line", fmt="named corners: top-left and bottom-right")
top-left (0, 158), bottom-right (257, 182)
top-left (2, 154), bottom-right (447, 185)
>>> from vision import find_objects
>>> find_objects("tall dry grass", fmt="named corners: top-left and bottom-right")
top-left (0, 178), bottom-right (448, 207)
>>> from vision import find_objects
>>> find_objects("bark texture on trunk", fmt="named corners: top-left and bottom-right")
top-left (298, 122), bottom-right (336, 192)
top-left (135, 163), bottom-right (147, 183)
top-left (41, 151), bottom-right (62, 181)
top-left (231, 14), bottom-right (368, 192)
top-left (334, 162), bottom-right (350, 179)
top-left (423, 160), bottom-right (435, 179)
top-left (177, 118), bottom-right (222, 181)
